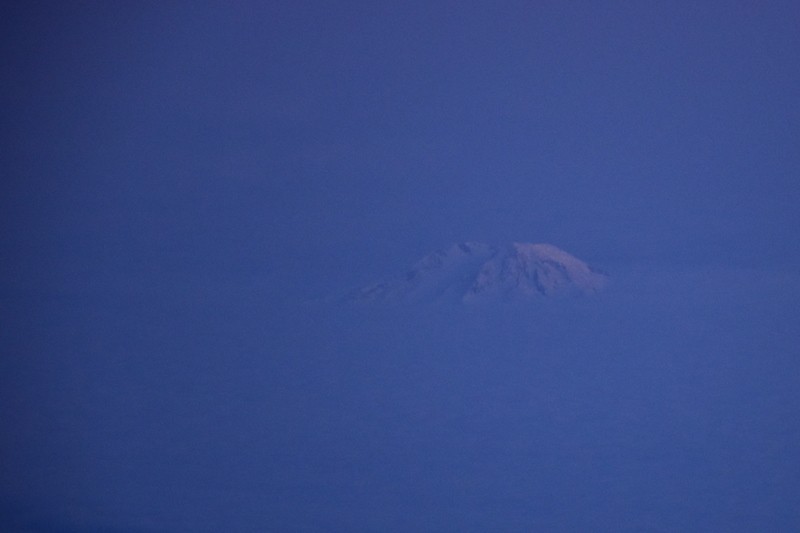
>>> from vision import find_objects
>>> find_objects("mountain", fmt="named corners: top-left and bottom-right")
top-left (350, 242), bottom-right (607, 303)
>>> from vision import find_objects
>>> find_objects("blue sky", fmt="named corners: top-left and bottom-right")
top-left (3, 1), bottom-right (800, 295)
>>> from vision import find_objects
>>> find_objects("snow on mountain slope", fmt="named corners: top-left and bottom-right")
top-left (350, 242), bottom-right (607, 303)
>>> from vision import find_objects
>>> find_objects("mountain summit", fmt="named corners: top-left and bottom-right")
top-left (351, 242), bottom-right (607, 303)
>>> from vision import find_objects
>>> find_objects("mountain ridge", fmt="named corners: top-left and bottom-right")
top-left (349, 242), bottom-right (607, 304)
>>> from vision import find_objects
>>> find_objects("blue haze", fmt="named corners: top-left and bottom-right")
top-left (1, 2), bottom-right (799, 531)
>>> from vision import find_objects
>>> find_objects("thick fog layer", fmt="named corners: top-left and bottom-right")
top-left (2, 265), bottom-right (799, 531)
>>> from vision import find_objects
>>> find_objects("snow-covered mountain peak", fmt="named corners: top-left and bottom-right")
top-left (350, 241), bottom-right (606, 303)
top-left (409, 242), bottom-right (496, 273)
top-left (465, 242), bottom-right (606, 300)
